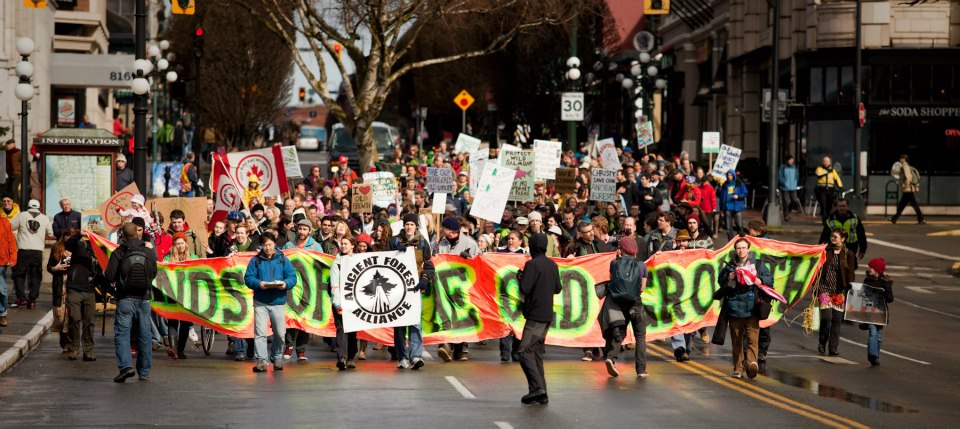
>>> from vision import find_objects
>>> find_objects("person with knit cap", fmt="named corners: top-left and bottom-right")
top-left (387, 212), bottom-right (434, 369)
top-left (863, 258), bottom-right (894, 366)
top-left (435, 215), bottom-right (479, 361)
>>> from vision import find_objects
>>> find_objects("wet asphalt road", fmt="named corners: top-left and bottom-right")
top-left (1, 221), bottom-right (958, 428)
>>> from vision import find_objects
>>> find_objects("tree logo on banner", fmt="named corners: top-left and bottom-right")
top-left (233, 154), bottom-right (275, 190)
top-left (343, 252), bottom-right (417, 325)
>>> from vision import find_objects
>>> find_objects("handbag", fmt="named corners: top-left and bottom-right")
top-left (754, 287), bottom-right (772, 320)
top-left (52, 285), bottom-right (67, 332)
top-left (711, 304), bottom-right (728, 346)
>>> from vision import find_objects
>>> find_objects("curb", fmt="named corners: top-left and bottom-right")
top-left (951, 262), bottom-right (960, 277)
top-left (0, 310), bottom-right (54, 376)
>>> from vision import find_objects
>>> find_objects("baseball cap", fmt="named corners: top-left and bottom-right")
top-left (28, 199), bottom-right (40, 209)
top-left (527, 212), bottom-right (542, 222)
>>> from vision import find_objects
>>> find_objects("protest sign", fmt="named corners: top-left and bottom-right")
top-left (425, 167), bottom-right (456, 194)
top-left (711, 144), bottom-right (743, 180)
top-left (501, 150), bottom-right (535, 202)
top-left (98, 183), bottom-right (140, 230)
top-left (590, 168), bottom-right (618, 202)
top-left (351, 183), bottom-right (373, 214)
top-left (533, 140), bottom-right (562, 180)
top-left (637, 121), bottom-right (654, 149)
top-left (454, 133), bottom-right (481, 154)
top-left (470, 163), bottom-right (515, 223)
top-left (475, 143), bottom-right (490, 162)
top-left (279, 145), bottom-right (302, 178)
top-left (844, 283), bottom-right (889, 325)
top-left (209, 154), bottom-right (243, 229)
top-left (432, 193), bottom-right (447, 214)
top-left (469, 159), bottom-right (492, 196)
top-left (224, 146), bottom-right (290, 197)
top-left (339, 249), bottom-right (422, 332)
top-left (363, 171), bottom-right (398, 208)
top-left (554, 168), bottom-right (577, 194)
top-left (596, 138), bottom-right (620, 170)
top-left (500, 143), bottom-right (520, 153)
top-left (88, 234), bottom-right (823, 347)
top-left (702, 131), bottom-right (721, 154)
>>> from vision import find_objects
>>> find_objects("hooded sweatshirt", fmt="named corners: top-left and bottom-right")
top-left (519, 233), bottom-right (562, 323)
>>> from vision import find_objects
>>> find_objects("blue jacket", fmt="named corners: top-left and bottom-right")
top-left (719, 169), bottom-right (748, 212)
top-left (244, 250), bottom-right (298, 305)
top-left (282, 236), bottom-right (323, 251)
top-left (778, 164), bottom-right (799, 191)
top-left (715, 254), bottom-right (773, 318)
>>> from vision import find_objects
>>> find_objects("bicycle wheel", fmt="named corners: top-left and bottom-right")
top-left (200, 327), bottom-right (215, 356)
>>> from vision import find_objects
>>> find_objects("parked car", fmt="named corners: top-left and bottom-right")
top-left (328, 122), bottom-right (399, 172)
top-left (296, 125), bottom-right (327, 151)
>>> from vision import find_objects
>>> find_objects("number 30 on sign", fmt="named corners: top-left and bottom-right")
top-left (561, 92), bottom-right (584, 121)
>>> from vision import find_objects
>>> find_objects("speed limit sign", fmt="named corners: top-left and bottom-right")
top-left (561, 92), bottom-right (584, 121)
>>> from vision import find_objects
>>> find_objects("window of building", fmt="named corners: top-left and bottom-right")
top-left (809, 67), bottom-right (823, 104)
top-left (911, 65), bottom-right (931, 103)
top-left (869, 65), bottom-right (889, 103)
top-left (890, 64), bottom-right (909, 103)
top-left (931, 65), bottom-right (951, 103)
top-left (839, 66), bottom-right (854, 104)
top-left (825, 67), bottom-right (838, 103)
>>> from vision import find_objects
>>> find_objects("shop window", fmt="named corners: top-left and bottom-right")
top-left (869, 65), bottom-right (889, 103)
top-left (809, 67), bottom-right (823, 104)
top-left (911, 65), bottom-right (931, 103)
top-left (825, 67), bottom-right (838, 103)
top-left (839, 66), bottom-right (854, 104)
top-left (890, 64), bottom-right (909, 103)
top-left (931, 65), bottom-right (951, 103)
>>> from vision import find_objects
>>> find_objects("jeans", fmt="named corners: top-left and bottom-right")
top-left (604, 301), bottom-right (647, 373)
top-left (12, 249), bottom-right (42, 303)
top-left (867, 324), bottom-right (884, 358)
top-left (254, 302), bottom-right (286, 363)
top-left (670, 333), bottom-right (693, 353)
top-left (500, 333), bottom-right (521, 361)
top-left (0, 266), bottom-right (8, 317)
top-left (66, 290), bottom-right (95, 353)
top-left (333, 311), bottom-right (358, 362)
top-left (519, 320), bottom-right (550, 394)
top-left (724, 211), bottom-right (744, 240)
top-left (758, 327), bottom-right (771, 360)
top-left (114, 298), bottom-right (153, 378)
top-left (167, 319), bottom-right (194, 356)
top-left (819, 308), bottom-right (843, 354)
top-left (393, 323), bottom-right (423, 361)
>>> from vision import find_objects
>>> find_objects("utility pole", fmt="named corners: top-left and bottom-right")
top-left (567, 14), bottom-right (578, 153)
top-left (850, 0), bottom-right (866, 217)
top-left (133, 0), bottom-right (148, 192)
top-left (764, 0), bottom-right (782, 226)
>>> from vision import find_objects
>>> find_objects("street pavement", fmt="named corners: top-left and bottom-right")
top-left (2, 212), bottom-right (959, 428)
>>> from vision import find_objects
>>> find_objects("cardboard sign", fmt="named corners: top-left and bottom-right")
top-left (637, 121), bottom-right (654, 149)
top-left (425, 167), bottom-right (456, 194)
top-left (339, 249), bottom-right (422, 332)
top-left (590, 168), bottom-right (618, 202)
top-left (702, 131), bottom-right (720, 154)
top-left (474, 143), bottom-right (490, 162)
top-left (432, 193), bottom-right (448, 214)
top-left (534, 139), bottom-right (562, 180)
top-left (145, 197), bottom-right (209, 255)
top-left (363, 171), bottom-right (398, 208)
top-left (470, 163), bottom-right (515, 223)
top-left (500, 150), bottom-right (535, 202)
top-left (843, 283), bottom-right (889, 325)
top-left (454, 133), bottom-right (481, 154)
top-left (555, 168), bottom-right (577, 194)
top-left (596, 138), bottom-right (620, 170)
top-left (352, 183), bottom-right (373, 214)
top-left (98, 183), bottom-right (140, 230)
top-left (280, 145), bottom-right (302, 178)
top-left (711, 144), bottom-right (743, 180)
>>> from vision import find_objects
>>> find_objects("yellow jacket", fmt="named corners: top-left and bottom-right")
top-left (1, 203), bottom-right (20, 221)
top-left (815, 166), bottom-right (842, 188)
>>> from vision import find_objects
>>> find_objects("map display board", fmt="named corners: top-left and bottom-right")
top-left (44, 154), bottom-right (113, 217)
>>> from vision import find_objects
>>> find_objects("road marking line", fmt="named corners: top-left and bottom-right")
top-left (422, 350), bottom-right (434, 361)
top-left (494, 422), bottom-right (514, 429)
top-left (818, 356), bottom-right (858, 365)
top-left (927, 229), bottom-right (960, 237)
top-left (905, 286), bottom-right (937, 295)
top-left (445, 375), bottom-right (476, 399)
top-left (647, 345), bottom-right (869, 429)
top-left (838, 337), bottom-right (931, 365)
top-left (897, 298), bottom-right (960, 320)
top-left (886, 265), bottom-right (936, 271)
top-left (870, 238), bottom-right (960, 262)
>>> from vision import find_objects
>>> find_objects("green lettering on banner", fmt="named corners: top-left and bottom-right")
top-left (553, 267), bottom-right (594, 335)
top-left (433, 263), bottom-right (481, 334)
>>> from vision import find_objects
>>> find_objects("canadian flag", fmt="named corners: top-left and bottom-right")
top-left (209, 154), bottom-right (243, 230)
top-left (736, 264), bottom-right (787, 303)
top-left (223, 145), bottom-right (289, 198)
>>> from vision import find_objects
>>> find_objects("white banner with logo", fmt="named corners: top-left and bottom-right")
top-left (340, 249), bottom-right (422, 332)
top-left (224, 146), bottom-right (290, 196)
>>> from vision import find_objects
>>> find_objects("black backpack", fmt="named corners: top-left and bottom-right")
top-left (608, 257), bottom-right (643, 304)
top-left (119, 247), bottom-right (151, 294)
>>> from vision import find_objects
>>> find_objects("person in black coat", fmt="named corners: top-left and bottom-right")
top-left (52, 198), bottom-right (82, 239)
top-left (517, 233), bottom-right (561, 405)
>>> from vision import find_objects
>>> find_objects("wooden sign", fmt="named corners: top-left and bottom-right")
top-left (554, 168), bottom-right (577, 194)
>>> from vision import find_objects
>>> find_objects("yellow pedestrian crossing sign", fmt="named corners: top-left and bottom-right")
top-left (454, 90), bottom-right (475, 111)
top-left (172, 0), bottom-right (196, 15)
top-left (23, 0), bottom-right (47, 8)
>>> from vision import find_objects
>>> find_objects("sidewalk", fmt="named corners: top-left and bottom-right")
top-left (1, 248), bottom-right (55, 375)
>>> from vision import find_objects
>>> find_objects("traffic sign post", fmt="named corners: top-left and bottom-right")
top-left (454, 90), bottom-right (474, 134)
top-left (561, 92), bottom-right (584, 121)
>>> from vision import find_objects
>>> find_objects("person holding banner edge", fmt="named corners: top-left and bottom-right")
top-left (330, 236), bottom-right (360, 370)
top-left (714, 238), bottom-right (773, 380)
top-left (282, 219), bottom-right (323, 361)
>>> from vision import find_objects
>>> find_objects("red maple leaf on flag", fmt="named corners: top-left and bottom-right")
top-left (247, 165), bottom-right (264, 182)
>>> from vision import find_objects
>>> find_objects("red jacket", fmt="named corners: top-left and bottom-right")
top-left (0, 217), bottom-right (17, 266)
top-left (700, 182), bottom-right (717, 213)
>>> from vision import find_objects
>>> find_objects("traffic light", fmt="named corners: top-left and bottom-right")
top-left (193, 26), bottom-right (204, 58)
top-left (644, 0), bottom-right (670, 15)
top-left (298, 87), bottom-right (306, 102)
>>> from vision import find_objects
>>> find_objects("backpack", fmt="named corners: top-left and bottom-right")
top-left (119, 246), bottom-right (151, 294)
top-left (608, 256), bottom-right (643, 304)
top-left (27, 212), bottom-right (41, 234)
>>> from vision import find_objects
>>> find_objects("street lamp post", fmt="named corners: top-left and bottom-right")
top-left (565, 56), bottom-right (581, 152)
top-left (132, 0), bottom-right (149, 192)
top-left (15, 37), bottom-right (35, 206)
top-left (149, 41), bottom-right (172, 161)
top-left (628, 53), bottom-right (664, 149)
top-left (765, 0), bottom-right (783, 226)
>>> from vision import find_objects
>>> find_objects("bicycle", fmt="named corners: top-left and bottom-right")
top-left (196, 325), bottom-right (215, 356)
